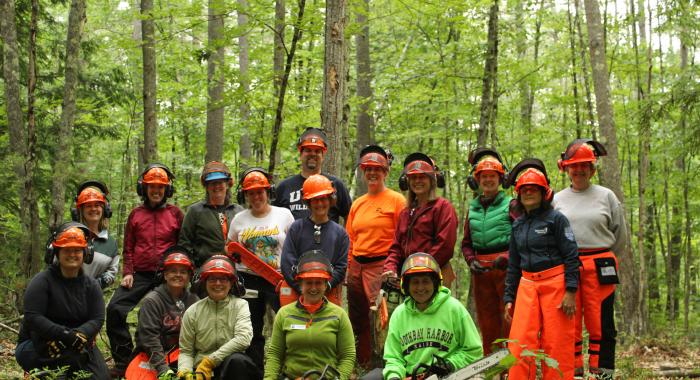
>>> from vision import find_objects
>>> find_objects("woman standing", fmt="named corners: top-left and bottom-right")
top-left (16, 222), bottom-right (109, 378)
top-left (281, 174), bottom-right (349, 304)
top-left (383, 153), bottom-right (458, 288)
top-left (503, 159), bottom-right (579, 380)
top-left (72, 181), bottom-right (119, 289)
top-left (132, 247), bottom-right (199, 378)
top-left (553, 140), bottom-right (627, 379)
top-left (264, 251), bottom-right (355, 380)
top-left (345, 145), bottom-right (405, 368)
top-left (177, 256), bottom-right (258, 380)
top-left (227, 168), bottom-right (294, 368)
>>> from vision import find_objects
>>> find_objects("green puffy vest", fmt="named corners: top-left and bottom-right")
top-left (468, 191), bottom-right (512, 252)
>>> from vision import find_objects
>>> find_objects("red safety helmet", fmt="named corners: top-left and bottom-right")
top-left (295, 250), bottom-right (333, 281)
top-left (241, 171), bottom-right (271, 191)
top-left (359, 152), bottom-right (389, 170)
top-left (404, 153), bottom-right (435, 176)
top-left (199, 256), bottom-right (236, 282)
top-left (76, 187), bottom-right (106, 208)
top-left (142, 167), bottom-right (170, 186)
top-left (53, 227), bottom-right (88, 248)
top-left (163, 252), bottom-right (194, 272)
top-left (302, 174), bottom-right (335, 200)
top-left (474, 156), bottom-right (505, 177)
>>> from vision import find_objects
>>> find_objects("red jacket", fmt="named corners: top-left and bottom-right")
top-left (123, 204), bottom-right (184, 275)
top-left (384, 197), bottom-right (458, 274)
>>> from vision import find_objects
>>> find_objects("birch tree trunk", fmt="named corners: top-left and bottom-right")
top-left (321, 0), bottom-right (348, 176)
top-left (477, 0), bottom-right (498, 148)
top-left (49, 0), bottom-right (87, 230)
top-left (582, 0), bottom-right (640, 333)
top-left (206, 0), bottom-right (225, 163)
top-left (354, 0), bottom-right (373, 195)
top-left (141, 0), bottom-right (158, 165)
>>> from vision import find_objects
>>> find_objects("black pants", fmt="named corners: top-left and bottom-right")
top-left (215, 352), bottom-right (262, 380)
top-left (15, 339), bottom-right (110, 379)
top-left (106, 271), bottom-right (156, 368)
top-left (360, 368), bottom-right (384, 380)
top-left (240, 273), bottom-right (280, 369)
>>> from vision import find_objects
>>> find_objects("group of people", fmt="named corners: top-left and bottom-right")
top-left (15, 126), bottom-right (626, 380)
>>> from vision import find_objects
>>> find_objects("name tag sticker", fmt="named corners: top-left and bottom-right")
top-left (290, 324), bottom-right (307, 330)
top-left (601, 266), bottom-right (617, 276)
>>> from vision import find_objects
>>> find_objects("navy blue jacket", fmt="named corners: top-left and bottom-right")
top-left (504, 207), bottom-right (579, 304)
top-left (280, 217), bottom-right (349, 292)
top-left (273, 173), bottom-right (352, 223)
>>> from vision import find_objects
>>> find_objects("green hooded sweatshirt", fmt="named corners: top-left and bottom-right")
top-left (383, 287), bottom-right (483, 380)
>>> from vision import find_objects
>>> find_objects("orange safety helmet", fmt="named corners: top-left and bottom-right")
top-left (400, 252), bottom-right (442, 295)
top-left (558, 139), bottom-right (607, 171)
top-left (359, 152), bottom-right (389, 170)
top-left (302, 174), bottom-right (335, 200)
top-left (297, 128), bottom-right (328, 152)
top-left (76, 187), bottom-right (106, 208)
top-left (163, 252), bottom-right (194, 272)
top-left (142, 167), bottom-right (170, 186)
top-left (241, 171), bottom-right (271, 191)
top-left (474, 156), bottom-right (505, 177)
top-left (199, 255), bottom-right (236, 282)
top-left (295, 250), bottom-right (333, 281)
top-left (53, 227), bottom-right (89, 248)
top-left (515, 168), bottom-right (553, 201)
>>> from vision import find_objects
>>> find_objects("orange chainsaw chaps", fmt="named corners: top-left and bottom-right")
top-left (125, 349), bottom-right (179, 380)
top-left (379, 297), bottom-right (389, 330)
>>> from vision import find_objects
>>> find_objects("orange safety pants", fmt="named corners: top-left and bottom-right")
top-left (574, 251), bottom-right (617, 375)
top-left (347, 257), bottom-right (385, 368)
top-left (508, 265), bottom-right (575, 380)
top-left (472, 253), bottom-right (509, 355)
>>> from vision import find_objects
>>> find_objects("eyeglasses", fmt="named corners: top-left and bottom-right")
top-left (314, 224), bottom-right (322, 244)
top-left (206, 276), bottom-right (231, 284)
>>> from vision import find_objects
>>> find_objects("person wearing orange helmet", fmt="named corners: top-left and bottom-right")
top-left (280, 174), bottom-right (349, 304)
top-left (107, 163), bottom-right (184, 376)
top-left (178, 255), bottom-right (258, 380)
top-left (264, 251), bottom-right (356, 380)
top-left (131, 246), bottom-right (199, 379)
top-left (503, 159), bottom-right (579, 380)
top-left (16, 222), bottom-right (110, 378)
top-left (179, 161), bottom-right (245, 267)
top-left (461, 148), bottom-right (519, 357)
top-left (71, 181), bottom-right (119, 290)
top-left (553, 140), bottom-right (627, 380)
top-left (273, 127), bottom-right (352, 223)
top-left (382, 152), bottom-right (458, 288)
top-left (345, 145), bottom-right (405, 368)
top-left (362, 253), bottom-right (482, 380)
top-left (226, 168), bottom-right (294, 368)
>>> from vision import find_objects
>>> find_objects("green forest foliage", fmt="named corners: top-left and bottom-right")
top-left (1, 0), bottom-right (699, 335)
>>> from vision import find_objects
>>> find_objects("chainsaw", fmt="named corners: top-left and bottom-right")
top-left (423, 349), bottom-right (515, 380)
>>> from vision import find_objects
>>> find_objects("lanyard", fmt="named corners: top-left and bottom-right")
top-left (218, 212), bottom-right (228, 239)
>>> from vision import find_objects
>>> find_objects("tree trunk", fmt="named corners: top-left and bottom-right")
top-left (354, 0), bottom-right (373, 196)
top-left (49, 0), bottom-right (87, 230)
top-left (141, 0), bottom-right (158, 165)
top-left (645, 201), bottom-right (658, 301)
top-left (268, 0), bottom-right (306, 175)
top-left (206, 0), bottom-right (225, 163)
top-left (679, 39), bottom-right (691, 332)
top-left (238, 0), bottom-right (252, 164)
top-left (574, 0), bottom-right (596, 138)
top-left (582, 0), bottom-right (639, 333)
top-left (321, 0), bottom-right (348, 176)
top-left (274, 0), bottom-right (286, 97)
top-left (566, 0), bottom-right (582, 137)
top-left (477, 0), bottom-right (499, 148)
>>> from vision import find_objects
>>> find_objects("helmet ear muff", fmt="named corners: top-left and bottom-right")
top-left (398, 171), bottom-right (409, 191)
top-left (236, 167), bottom-right (276, 205)
top-left (137, 163), bottom-right (175, 198)
top-left (45, 222), bottom-right (94, 265)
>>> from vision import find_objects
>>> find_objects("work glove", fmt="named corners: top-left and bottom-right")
top-left (195, 356), bottom-right (216, 380)
top-left (46, 340), bottom-right (67, 359)
top-left (69, 331), bottom-right (89, 352)
top-left (157, 369), bottom-right (177, 380)
top-left (469, 260), bottom-right (487, 274)
top-left (177, 369), bottom-right (194, 380)
top-left (494, 255), bottom-right (509, 270)
top-left (429, 356), bottom-right (454, 378)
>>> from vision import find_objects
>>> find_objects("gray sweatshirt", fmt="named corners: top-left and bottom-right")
top-left (553, 184), bottom-right (628, 255)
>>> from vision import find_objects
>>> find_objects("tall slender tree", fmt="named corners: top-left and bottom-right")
top-left (477, 0), bottom-right (499, 147)
top-left (239, 0), bottom-right (253, 164)
top-left (141, 0), bottom-right (158, 165)
top-left (49, 0), bottom-right (87, 231)
top-left (354, 0), bottom-right (373, 195)
top-left (206, 0), bottom-right (226, 162)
